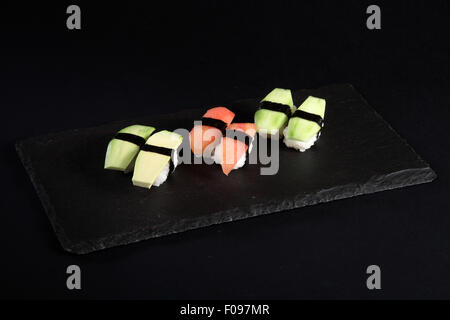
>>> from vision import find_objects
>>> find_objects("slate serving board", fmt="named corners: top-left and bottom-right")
top-left (16, 84), bottom-right (436, 254)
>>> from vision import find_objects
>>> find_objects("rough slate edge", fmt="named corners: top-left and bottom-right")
top-left (14, 107), bottom-right (211, 254)
top-left (15, 83), bottom-right (437, 254)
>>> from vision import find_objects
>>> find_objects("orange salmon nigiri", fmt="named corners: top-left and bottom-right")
top-left (213, 123), bottom-right (257, 176)
top-left (189, 107), bottom-right (235, 157)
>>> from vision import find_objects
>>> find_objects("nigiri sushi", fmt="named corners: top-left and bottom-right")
top-left (189, 107), bottom-right (235, 158)
top-left (283, 96), bottom-right (326, 152)
top-left (213, 123), bottom-right (257, 175)
top-left (132, 130), bottom-right (183, 188)
top-left (254, 88), bottom-right (295, 138)
top-left (104, 125), bottom-right (156, 172)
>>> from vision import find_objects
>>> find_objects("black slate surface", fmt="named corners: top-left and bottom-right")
top-left (16, 84), bottom-right (436, 254)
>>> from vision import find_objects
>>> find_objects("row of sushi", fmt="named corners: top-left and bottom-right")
top-left (104, 88), bottom-right (326, 189)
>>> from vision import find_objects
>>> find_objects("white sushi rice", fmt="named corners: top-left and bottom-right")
top-left (153, 163), bottom-right (170, 187)
top-left (153, 151), bottom-right (179, 187)
top-left (172, 151), bottom-right (179, 168)
top-left (282, 127), bottom-right (317, 152)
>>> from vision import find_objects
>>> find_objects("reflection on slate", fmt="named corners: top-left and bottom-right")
top-left (16, 84), bottom-right (436, 254)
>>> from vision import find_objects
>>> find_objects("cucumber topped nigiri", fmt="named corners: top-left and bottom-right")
top-left (254, 88), bottom-right (295, 137)
top-left (283, 96), bottom-right (326, 152)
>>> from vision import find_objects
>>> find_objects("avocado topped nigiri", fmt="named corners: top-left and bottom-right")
top-left (104, 125), bottom-right (156, 172)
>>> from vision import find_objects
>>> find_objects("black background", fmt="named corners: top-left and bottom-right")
top-left (1, 0), bottom-right (449, 299)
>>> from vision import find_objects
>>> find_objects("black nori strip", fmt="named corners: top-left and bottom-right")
top-left (201, 117), bottom-right (228, 135)
top-left (259, 101), bottom-right (292, 118)
top-left (292, 109), bottom-right (324, 128)
top-left (114, 133), bottom-right (147, 147)
top-left (141, 144), bottom-right (175, 173)
top-left (225, 129), bottom-right (253, 147)
top-left (141, 144), bottom-right (173, 157)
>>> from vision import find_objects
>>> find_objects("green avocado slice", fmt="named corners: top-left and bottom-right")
top-left (132, 130), bottom-right (183, 189)
top-left (255, 88), bottom-right (294, 135)
top-left (104, 125), bottom-right (156, 172)
top-left (285, 96), bottom-right (326, 142)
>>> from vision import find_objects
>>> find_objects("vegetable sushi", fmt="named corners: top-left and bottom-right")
top-left (254, 88), bottom-right (295, 138)
top-left (104, 125), bottom-right (156, 172)
top-left (189, 107), bottom-right (235, 158)
top-left (283, 96), bottom-right (326, 152)
top-left (132, 130), bottom-right (183, 188)
top-left (213, 123), bottom-right (257, 175)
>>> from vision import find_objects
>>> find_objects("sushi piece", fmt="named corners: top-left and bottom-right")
top-left (283, 96), bottom-right (326, 152)
top-left (213, 123), bottom-right (257, 175)
top-left (254, 88), bottom-right (295, 137)
top-left (104, 125), bottom-right (155, 172)
top-left (189, 107), bottom-right (235, 158)
top-left (132, 130), bottom-right (183, 188)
